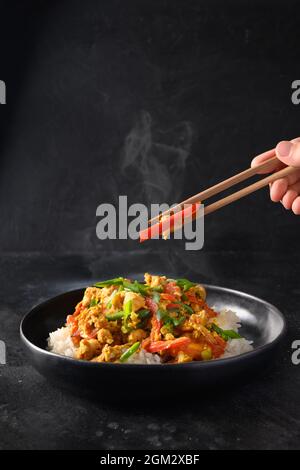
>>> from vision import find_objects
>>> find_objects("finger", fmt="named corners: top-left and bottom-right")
top-left (270, 178), bottom-right (289, 202)
top-left (275, 169), bottom-right (300, 187)
top-left (292, 196), bottom-right (300, 215)
top-left (269, 169), bottom-right (300, 194)
top-left (251, 137), bottom-right (300, 174)
top-left (276, 138), bottom-right (300, 167)
top-left (251, 148), bottom-right (284, 174)
top-left (281, 189), bottom-right (298, 210)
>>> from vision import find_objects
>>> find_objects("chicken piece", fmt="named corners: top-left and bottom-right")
top-left (128, 329), bottom-right (147, 344)
top-left (77, 312), bottom-right (96, 338)
top-left (76, 339), bottom-right (101, 360)
top-left (100, 286), bottom-right (115, 303)
top-left (97, 328), bottom-right (114, 345)
top-left (180, 319), bottom-right (194, 332)
top-left (82, 287), bottom-right (102, 307)
top-left (189, 284), bottom-right (206, 301)
top-left (196, 284), bottom-right (206, 300)
top-left (144, 273), bottom-right (166, 288)
top-left (92, 344), bottom-right (125, 363)
top-left (176, 351), bottom-right (193, 363)
top-left (165, 333), bottom-right (175, 341)
top-left (123, 292), bottom-right (145, 312)
top-left (189, 312), bottom-right (207, 327)
top-left (160, 325), bottom-right (175, 341)
top-left (110, 290), bottom-right (125, 309)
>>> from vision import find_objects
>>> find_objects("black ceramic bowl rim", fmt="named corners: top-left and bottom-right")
top-left (20, 284), bottom-right (287, 370)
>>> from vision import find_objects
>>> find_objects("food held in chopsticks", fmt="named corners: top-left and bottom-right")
top-left (140, 153), bottom-right (297, 241)
top-left (48, 274), bottom-right (253, 363)
top-left (139, 203), bottom-right (200, 242)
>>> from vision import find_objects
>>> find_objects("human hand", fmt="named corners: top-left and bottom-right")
top-left (251, 138), bottom-right (300, 214)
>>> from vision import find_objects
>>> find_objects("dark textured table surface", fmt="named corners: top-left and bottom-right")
top-left (1, 250), bottom-right (299, 450)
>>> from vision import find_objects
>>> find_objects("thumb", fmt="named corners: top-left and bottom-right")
top-left (276, 140), bottom-right (300, 167)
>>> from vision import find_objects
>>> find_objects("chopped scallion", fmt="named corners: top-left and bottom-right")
top-left (120, 342), bottom-right (140, 362)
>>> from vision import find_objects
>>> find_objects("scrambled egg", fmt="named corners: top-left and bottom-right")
top-left (66, 273), bottom-right (229, 363)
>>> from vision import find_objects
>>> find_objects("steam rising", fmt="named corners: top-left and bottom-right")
top-left (121, 111), bottom-right (194, 203)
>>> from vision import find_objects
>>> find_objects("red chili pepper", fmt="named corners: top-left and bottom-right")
top-left (150, 315), bottom-right (162, 342)
top-left (71, 326), bottom-right (81, 337)
top-left (67, 301), bottom-right (83, 324)
top-left (160, 293), bottom-right (177, 302)
top-left (186, 294), bottom-right (204, 305)
top-left (139, 223), bottom-right (163, 243)
top-left (166, 303), bottom-right (180, 310)
top-left (204, 304), bottom-right (218, 318)
top-left (202, 330), bottom-right (226, 358)
top-left (164, 281), bottom-right (181, 297)
top-left (74, 301), bottom-right (83, 316)
top-left (145, 297), bottom-right (162, 341)
top-left (144, 336), bottom-right (191, 354)
top-left (139, 203), bottom-right (200, 243)
top-left (88, 329), bottom-right (98, 339)
top-left (71, 336), bottom-right (81, 347)
top-left (141, 337), bottom-right (151, 350)
top-left (145, 297), bottom-right (158, 315)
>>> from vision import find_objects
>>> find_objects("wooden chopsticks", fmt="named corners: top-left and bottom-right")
top-left (141, 150), bottom-right (297, 242)
top-left (149, 151), bottom-right (278, 226)
top-left (204, 164), bottom-right (295, 216)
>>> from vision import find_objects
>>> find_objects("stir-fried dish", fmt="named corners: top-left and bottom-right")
top-left (65, 274), bottom-right (243, 363)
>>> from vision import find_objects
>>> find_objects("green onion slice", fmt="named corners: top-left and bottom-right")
top-left (138, 309), bottom-right (150, 319)
top-left (176, 278), bottom-right (197, 291)
top-left (94, 277), bottom-right (124, 287)
top-left (120, 342), bottom-right (140, 362)
top-left (106, 311), bottom-right (125, 321)
top-left (211, 323), bottom-right (242, 341)
top-left (173, 301), bottom-right (193, 315)
top-left (89, 298), bottom-right (98, 307)
top-left (152, 291), bottom-right (161, 304)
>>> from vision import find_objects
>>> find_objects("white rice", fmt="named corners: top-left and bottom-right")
top-left (48, 326), bottom-right (76, 358)
top-left (47, 309), bottom-right (253, 363)
top-left (216, 309), bottom-right (240, 332)
top-left (125, 349), bottom-right (161, 365)
top-left (223, 338), bottom-right (253, 358)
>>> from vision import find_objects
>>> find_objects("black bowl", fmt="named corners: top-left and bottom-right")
top-left (20, 285), bottom-right (286, 399)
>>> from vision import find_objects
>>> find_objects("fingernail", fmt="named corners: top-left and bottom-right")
top-left (276, 141), bottom-right (293, 158)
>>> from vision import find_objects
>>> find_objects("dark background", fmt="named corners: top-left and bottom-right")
top-left (1, 0), bottom-right (300, 450)
top-left (1, 0), bottom-right (300, 253)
